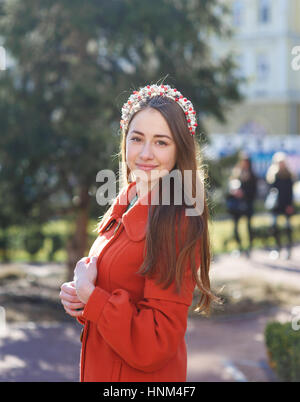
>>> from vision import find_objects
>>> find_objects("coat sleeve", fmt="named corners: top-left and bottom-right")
top-left (77, 315), bottom-right (86, 326)
top-left (81, 255), bottom-right (198, 373)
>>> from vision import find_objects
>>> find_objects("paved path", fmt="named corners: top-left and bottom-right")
top-left (186, 309), bottom-right (283, 382)
top-left (0, 321), bottom-right (81, 382)
top-left (0, 310), bottom-right (285, 382)
top-left (0, 245), bottom-right (299, 382)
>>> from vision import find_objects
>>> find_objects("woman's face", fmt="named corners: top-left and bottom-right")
top-left (126, 108), bottom-right (177, 184)
top-left (240, 159), bottom-right (250, 170)
top-left (279, 160), bottom-right (286, 170)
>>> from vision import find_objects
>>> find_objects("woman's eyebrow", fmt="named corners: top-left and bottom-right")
top-left (130, 130), bottom-right (172, 140)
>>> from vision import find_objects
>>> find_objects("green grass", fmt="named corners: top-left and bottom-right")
top-left (1, 214), bottom-right (300, 263)
top-left (210, 214), bottom-right (300, 254)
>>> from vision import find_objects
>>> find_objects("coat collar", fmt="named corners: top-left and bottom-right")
top-left (98, 181), bottom-right (153, 242)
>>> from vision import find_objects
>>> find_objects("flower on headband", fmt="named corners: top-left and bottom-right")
top-left (120, 84), bottom-right (198, 136)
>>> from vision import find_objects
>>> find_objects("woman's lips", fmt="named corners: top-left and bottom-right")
top-left (135, 163), bottom-right (159, 171)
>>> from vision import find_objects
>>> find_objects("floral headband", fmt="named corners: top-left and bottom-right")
top-left (120, 84), bottom-right (198, 136)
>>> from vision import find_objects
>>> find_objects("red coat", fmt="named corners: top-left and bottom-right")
top-left (78, 181), bottom-right (199, 382)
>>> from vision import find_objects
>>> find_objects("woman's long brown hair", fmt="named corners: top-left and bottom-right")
top-left (117, 95), bottom-right (219, 315)
top-left (121, 96), bottom-right (219, 313)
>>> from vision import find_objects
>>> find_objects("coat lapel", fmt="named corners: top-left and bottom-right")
top-left (98, 181), bottom-right (153, 242)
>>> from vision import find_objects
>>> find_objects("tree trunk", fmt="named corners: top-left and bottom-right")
top-left (66, 185), bottom-right (90, 281)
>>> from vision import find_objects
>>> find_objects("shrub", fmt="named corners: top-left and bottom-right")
top-left (48, 234), bottom-right (65, 261)
top-left (23, 227), bottom-right (45, 259)
top-left (265, 321), bottom-right (300, 382)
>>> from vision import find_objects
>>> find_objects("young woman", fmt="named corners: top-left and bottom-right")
top-left (266, 152), bottom-right (295, 259)
top-left (59, 84), bottom-right (218, 382)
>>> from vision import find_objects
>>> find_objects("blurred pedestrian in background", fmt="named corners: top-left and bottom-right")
top-left (265, 152), bottom-right (295, 259)
top-left (226, 152), bottom-right (258, 256)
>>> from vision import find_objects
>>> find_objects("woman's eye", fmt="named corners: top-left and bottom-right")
top-left (130, 137), bottom-right (167, 146)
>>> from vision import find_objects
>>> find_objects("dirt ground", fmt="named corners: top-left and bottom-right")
top-left (1, 248), bottom-right (299, 324)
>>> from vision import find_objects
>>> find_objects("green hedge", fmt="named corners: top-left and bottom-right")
top-left (23, 227), bottom-right (45, 258)
top-left (265, 321), bottom-right (300, 382)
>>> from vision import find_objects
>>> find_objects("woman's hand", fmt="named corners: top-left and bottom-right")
top-left (233, 188), bottom-right (244, 199)
top-left (74, 256), bottom-right (98, 304)
top-left (286, 205), bottom-right (294, 215)
top-left (60, 281), bottom-right (85, 317)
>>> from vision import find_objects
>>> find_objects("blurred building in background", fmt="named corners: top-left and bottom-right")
top-left (204, 0), bottom-right (300, 179)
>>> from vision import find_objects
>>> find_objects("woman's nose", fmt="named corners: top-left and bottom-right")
top-left (139, 143), bottom-right (154, 160)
